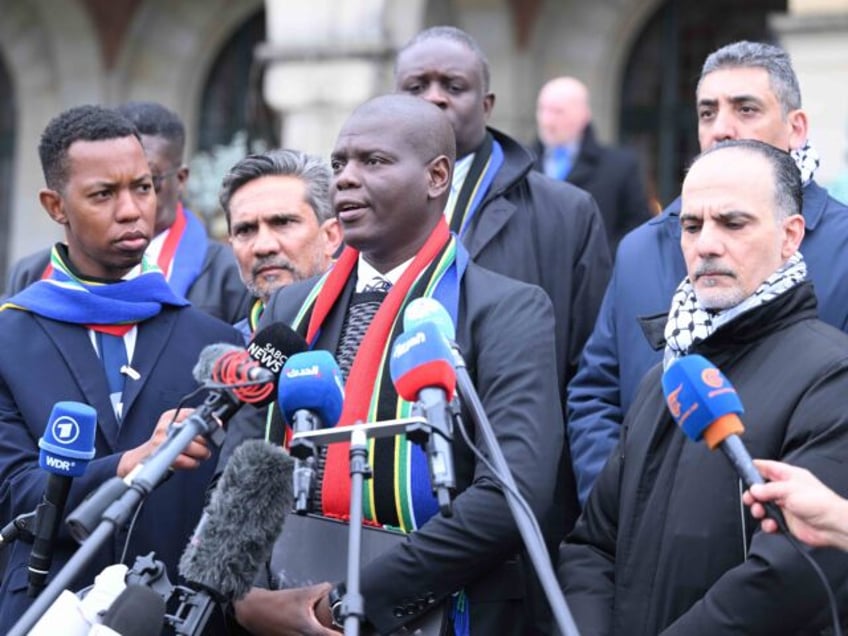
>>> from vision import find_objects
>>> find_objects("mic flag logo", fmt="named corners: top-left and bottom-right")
top-left (50, 415), bottom-right (80, 445)
top-left (38, 402), bottom-right (97, 478)
top-left (661, 355), bottom-right (745, 445)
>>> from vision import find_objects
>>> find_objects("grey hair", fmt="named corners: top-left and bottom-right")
top-left (693, 139), bottom-right (802, 220)
top-left (220, 149), bottom-right (333, 231)
top-left (396, 25), bottom-right (491, 93)
top-left (699, 41), bottom-right (801, 115)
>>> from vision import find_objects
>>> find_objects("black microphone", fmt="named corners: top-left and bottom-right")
top-left (91, 584), bottom-right (166, 636)
top-left (28, 402), bottom-right (97, 598)
top-left (175, 439), bottom-right (294, 633)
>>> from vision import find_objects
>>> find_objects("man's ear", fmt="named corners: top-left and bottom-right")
top-left (320, 218), bottom-right (343, 258)
top-left (786, 109), bottom-right (809, 151)
top-left (781, 213), bottom-right (805, 259)
top-left (427, 155), bottom-right (451, 200)
top-left (39, 189), bottom-right (68, 226)
top-left (483, 92), bottom-right (495, 122)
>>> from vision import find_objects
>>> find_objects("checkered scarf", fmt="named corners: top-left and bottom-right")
top-left (663, 252), bottom-right (807, 368)
top-left (792, 141), bottom-right (820, 186)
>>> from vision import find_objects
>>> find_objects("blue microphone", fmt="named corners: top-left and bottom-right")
top-left (661, 355), bottom-right (762, 489)
top-left (29, 401), bottom-right (97, 597)
top-left (402, 297), bottom-right (456, 342)
top-left (390, 323), bottom-right (458, 515)
top-left (277, 351), bottom-right (344, 512)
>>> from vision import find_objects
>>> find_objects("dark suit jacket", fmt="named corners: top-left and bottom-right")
top-left (257, 261), bottom-right (563, 635)
top-left (0, 305), bottom-right (244, 631)
top-left (3, 242), bottom-right (251, 325)
top-left (531, 124), bottom-right (651, 252)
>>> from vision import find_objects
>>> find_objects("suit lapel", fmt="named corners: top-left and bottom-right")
top-left (462, 197), bottom-right (516, 259)
top-left (121, 309), bottom-right (179, 420)
top-left (35, 316), bottom-right (122, 450)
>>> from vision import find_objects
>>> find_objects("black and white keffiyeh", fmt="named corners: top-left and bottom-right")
top-left (663, 252), bottom-right (807, 367)
top-left (791, 141), bottom-right (819, 186)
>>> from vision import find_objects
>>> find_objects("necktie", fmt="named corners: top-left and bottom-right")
top-left (545, 146), bottom-right (573, 181)
top-left (97, 331), bottom-right (129, 421)
top-left (361, 277), bottom-right (392, 293)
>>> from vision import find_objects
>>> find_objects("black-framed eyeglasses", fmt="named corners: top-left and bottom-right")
top-left (152, 168), bottom-right (180, 193)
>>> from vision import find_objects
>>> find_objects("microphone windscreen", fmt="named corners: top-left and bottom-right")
top-left (661, 354), bottom-right (745, 442)
top-left (192, 343), bottom-right (242, 384)
top-left (99, 584), bottom-right (166, 636)
top-left (247, 322), bottom-right (310, 377)
top-left (402, 297), bottom-right (456, 342)
top-left (38, 401), bottom-right (97, 477)
top-left (390, 323), bottom-right (456, 401)
top-left (178, 439), bottom-right (294, 601)
top-left (277, 351), bottom-right (344, 428)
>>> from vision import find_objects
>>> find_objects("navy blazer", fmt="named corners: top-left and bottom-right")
top-left (0, 305), bottom-right (243, 631)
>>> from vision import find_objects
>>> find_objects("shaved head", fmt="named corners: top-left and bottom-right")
top-left (348, 94), bottom-right (456, 166)
top-left (536, 76), bottom-right (593, 147)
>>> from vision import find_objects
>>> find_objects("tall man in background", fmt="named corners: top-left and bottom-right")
top-left (4, 101), bottom-right (251, 324)
top-left (533, 76), bottom-right (652, 251)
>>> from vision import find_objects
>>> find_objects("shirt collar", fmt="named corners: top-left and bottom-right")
top-left (355, 255), bottom-right (413, 292)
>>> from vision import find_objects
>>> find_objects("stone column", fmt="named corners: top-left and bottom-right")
top-left (771, 1), bottom-right (848, 187)
top-left (260, 0), bottom-right (428, 158)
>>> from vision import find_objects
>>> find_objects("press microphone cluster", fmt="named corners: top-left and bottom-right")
top-left (277, 351), bottom-right (344, 513)
top-left (390, 321), bottom-right (458, 516)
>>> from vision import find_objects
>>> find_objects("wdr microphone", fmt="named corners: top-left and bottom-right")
top-left (390, 322), bottom-right (458, 516)
top-left (179, 440), bottom-right (294, 603)
top-left (277, 351), bottom-right (344, 513)
top-left (661, 354), bottom-right (763, 489)
top-left (28, 401), bottom-right (97, 597)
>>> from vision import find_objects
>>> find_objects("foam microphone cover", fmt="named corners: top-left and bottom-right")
top-left (98, 584), bottom-right (166, 636)
top-left (192, 343), bottom-right (243, 384)
top-left (661, 354), bottom-right (745, 442)
top-left (247, 322), bottom-right (310, 377)
top-left (277, 350), bottom-right (344, 428)
top-left (402, 297), bottom-right (456, 342)
top-left (178, 439), bottom-right (294, 601)
top-left (390, 322), bottom-right (456, 402)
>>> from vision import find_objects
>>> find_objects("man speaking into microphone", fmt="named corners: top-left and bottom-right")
top-left (234, 94), bottom-right (562, 635)
top-left (0, 105), bottom-right (245, 630)
top-left (558, 140), bottom-right (848, 635)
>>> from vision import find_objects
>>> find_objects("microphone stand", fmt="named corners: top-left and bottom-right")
top-left (450, 348), bottom-right (580, 636)
top-left (291, 417), bottom-right (432, 636)
top-left (7, 388), bottom-right (238, 636)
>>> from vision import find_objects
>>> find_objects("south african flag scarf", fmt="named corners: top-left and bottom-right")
top-left (289, 218), bottom-right (468, 532)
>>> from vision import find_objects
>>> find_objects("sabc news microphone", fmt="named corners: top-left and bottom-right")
top-left (28, 401), bottom-right (97, 598)
top-left (277, 351), bottom-right (344, 514)
top-left (662, 354), bottom-right (769, 491)
top-left (176, 439), bottom-right (294, 635)
top-left (390, 323), bottom-right (457, 516)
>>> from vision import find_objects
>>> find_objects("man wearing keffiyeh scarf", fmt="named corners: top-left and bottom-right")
top-left (567, 40), bottom-right (848, 510)
top-left (559, 139), bottom-right (848, 636)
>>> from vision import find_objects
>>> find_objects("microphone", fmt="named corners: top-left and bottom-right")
top-left (661, 354), bottom-right (764, 489)
top-left (28, 401), bottom-right (97, 597)
top-left (89, 584), bottom-right (166, 636)
top-left (193, 323), bottom-right (309, 408)
top-left (177, 439), bottom-right (294, 631)
top-left (277, 351), bottom-right (344, 513)
top-left (390, 322), bottom-right (458, 516)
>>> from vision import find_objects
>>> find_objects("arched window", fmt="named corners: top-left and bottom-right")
top-left (619, 0), bottom-right (787, 209)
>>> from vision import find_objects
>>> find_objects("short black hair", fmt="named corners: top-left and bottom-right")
top-left (693, 139), bottom-right (802, 219)
top-left (115, 100), bottom-right (185, 158)
top-left (397, 26), bottom-right (491, 93)
top-left (38, 104), bottom-right (140, 191)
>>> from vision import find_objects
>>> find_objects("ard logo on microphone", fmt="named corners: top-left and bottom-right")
top-left (50, 415), bottom-right (81, 445)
